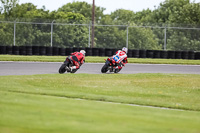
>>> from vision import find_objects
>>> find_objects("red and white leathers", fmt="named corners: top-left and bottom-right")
top-left (70, 52), bottom-right (85, 69)
top-left (112, 50), bottom-right (128, 69)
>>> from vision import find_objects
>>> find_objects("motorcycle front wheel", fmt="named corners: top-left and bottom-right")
top-left (101, 64), bottom-right (109, 73)
top-left (58, 63), bottom-right (68, 74)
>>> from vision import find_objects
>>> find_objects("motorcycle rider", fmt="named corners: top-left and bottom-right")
top-left (66, 50), bottom-right (86, 71)
top-left (112, 47), bottom-right (128, 72)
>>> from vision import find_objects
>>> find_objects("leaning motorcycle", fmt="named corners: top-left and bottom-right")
top-left (101, 57), bottom-right (124, 73)
top-left (59, 56), bottom-right (80, 74)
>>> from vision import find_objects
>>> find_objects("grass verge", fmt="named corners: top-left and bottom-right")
top-left (0, 73), bottom-right (200, 111)
top-left (0, 55), bottom-right (200, 65)
top-left (0, 73), bottom-right (200, 133)
top-left (0, 91), bottom-right (200, 133)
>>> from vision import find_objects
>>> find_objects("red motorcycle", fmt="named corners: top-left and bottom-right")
top-left (101, 57), bottom-right (124, 73)
top-left (59, 56), bottom-right (82, 74)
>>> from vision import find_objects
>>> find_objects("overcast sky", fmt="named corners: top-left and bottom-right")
top-left (19, 0), bottom-right (200, 14)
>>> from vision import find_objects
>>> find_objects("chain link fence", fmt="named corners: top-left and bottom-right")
top-left (0, 19), bottom-right (200, 51)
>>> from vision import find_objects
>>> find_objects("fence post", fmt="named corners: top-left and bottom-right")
top-left (14, 20), bottom-right (16, 46)
top-left (88, 22), bottom-right (91, 47)
top-left (51, 20), bottom-right (55, 47)
top-left (164, 26), bottom-right (167, 50)
top-left (126, 25), bottom-right (129, 49)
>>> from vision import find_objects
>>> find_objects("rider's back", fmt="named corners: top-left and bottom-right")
top-left (113, 50), bottom-right (127, 63)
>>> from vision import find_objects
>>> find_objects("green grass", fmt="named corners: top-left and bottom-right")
top-left (0, 55), bottom-right (200, 65)
top-left (0, 73), bottom-right (200, 133)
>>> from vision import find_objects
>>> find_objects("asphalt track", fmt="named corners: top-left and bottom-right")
top-left (0, 61), bottom-right (200, 76)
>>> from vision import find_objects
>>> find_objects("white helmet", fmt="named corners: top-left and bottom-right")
top-left (122, 47), bottom-right (128, 53)
top-left (80, 50), bottom-right (86, 55)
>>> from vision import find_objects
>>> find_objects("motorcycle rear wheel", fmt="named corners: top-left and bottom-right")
top-left (114, 68), bottom-right (122, 73)
top-left (70, 69), bottom-right (78, 73)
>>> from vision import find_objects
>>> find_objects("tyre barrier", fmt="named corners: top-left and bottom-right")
top-left (46, 47), bottom-right (53, 56)
top-left (65, 48), bottom-right (73, 56)
top-left (52, 47), bottom-right (59, 55)
top-left (39, 46), bottom-right (46, 55)
top-left (0, 46), bottom-right (6, 54)
top-left (99, 48), bottom-right (105, 56)
top-left (32, 46), bottom-right (40, 55)
top-left (153, 50), bottom-right (160, 58)
top-left (127, 49), bottom-right (133, 57)
top-left (188, 51), bottom-right (195, 59)
top-left (181, 51), bottom-right (189, 59)
top-left (59, 48), bottom-right (66, 56)
top-left (112, 48), bottom-right (118, 55)
top-left (19, 46), bottom-right (26, 55)
top-left (160, 51), bottom-right (168, 59)
top-left (146, 50), bottom-right (154, 58)
top-left (26, 46), bottom-right (32, 55)
top-left (73, 47), bottom-right (80, 53)
top-left (92, 48), bottom-right (99, 56)
top-left (86, 48), bottom-right (92, 56)
top-left (139, 50), bottom-right (146, 58)
top-left (132, 50), bottom-right (140, 58)
top-left (105, 48), bottom-right (112, 56)
top-left (175, 51), bottom-right (182, 59)
top-left (0, 45), bottom-right (199, 60)
top-left (6, 46), bottom-right (13, 55)
top-left (167, 51), bottom-right (175, 59)
top-left (12, 46), bottom-right (19, 55)
top-left (195, 52), bottom-right (200, 60)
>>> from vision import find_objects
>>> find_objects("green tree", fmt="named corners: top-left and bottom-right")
top-left (109, 9), bottom-right (161, 50)
top-left (133, 9), bottom-right (153, 24)
top-left (141, 0), bottom-right (200, 51)
top-left (57, 1), bottom-right (105, 22)
top-left (48, 11), bottom-right (89, 47)
top-left (128, 23), bottom-right (161, 50)
top-left (0, 0), bottom-right (18, 17)
top-left (110, 9), bottom-right (135, 25)
top-left (49, 11), bottom-right (85, 23)
top-left (150, 0), bottom-right (200, 25)
top-left (95, 15), bottom-right (126, 48)
top-left (0, 22), bottom-right (13, 45)
top-left (7, 3), bottom-right (49, 20)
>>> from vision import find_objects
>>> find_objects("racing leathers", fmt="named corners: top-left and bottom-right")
top-left (112, 50), bottom-right (128, 70)
top-left (70, 52), bottom-right (85, 69)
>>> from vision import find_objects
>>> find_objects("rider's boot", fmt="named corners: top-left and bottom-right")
top-left (66, 66), bottom-right (71, 72)
top-left (110, 67), bottom-right (113, 72)
top-left (69, 66), bottom-right (77, 71)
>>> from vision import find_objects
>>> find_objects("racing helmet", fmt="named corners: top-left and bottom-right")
top-left (122, 47), bottom-right (128, 53)
top-left (80, 50), bottom-right (86, 55)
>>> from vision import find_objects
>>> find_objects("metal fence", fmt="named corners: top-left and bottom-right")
top-left (0, 20), bottom-right (200, 51)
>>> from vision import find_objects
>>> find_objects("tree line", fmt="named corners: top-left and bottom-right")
top-left (0, 0), bottom-right (200, 51)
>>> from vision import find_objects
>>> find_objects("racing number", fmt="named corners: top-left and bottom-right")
top-left (113, 55), bottom-right (120, 61)
top-left (119, 51), bottom-right (125, 56)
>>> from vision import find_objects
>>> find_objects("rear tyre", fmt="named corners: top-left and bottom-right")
top-left (59, 63), bottom-right (67, 74)
top-left (70, 69), bottom-right (78, 73)
top-left (101, 64), bottom-right (109, 73)
top-left (114, 68), bottom-right (122, 73)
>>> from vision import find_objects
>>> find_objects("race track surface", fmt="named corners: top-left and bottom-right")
top-left (0, 61), bottom-right (200, 76)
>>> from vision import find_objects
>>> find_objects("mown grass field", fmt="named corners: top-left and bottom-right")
top-left (0, 55), bottom-right (200, 65)
top-left (0, 73), bottom-right (200, 133)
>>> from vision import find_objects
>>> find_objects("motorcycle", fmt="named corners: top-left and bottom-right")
top-left (101, 57), bottom-right (124, 73)
top-left (59, 56), bottom-right (81, 74)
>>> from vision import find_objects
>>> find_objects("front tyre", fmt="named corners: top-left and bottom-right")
top-left (101, 64), bottom-right (109, 73)
top-left (59, 64), bottom-right (67, 74)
